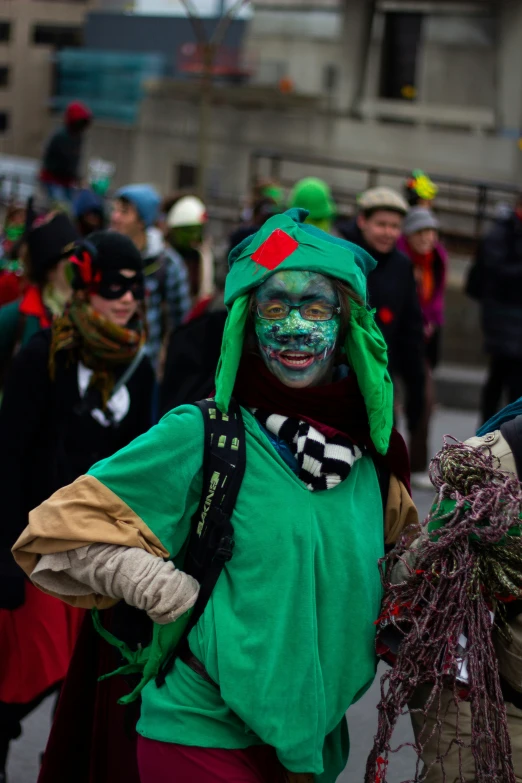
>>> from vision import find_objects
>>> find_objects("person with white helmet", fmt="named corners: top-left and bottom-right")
top-left (166, 196), bottom-right (214, 307)
top-left (161, 196), bottom-right (224, 413)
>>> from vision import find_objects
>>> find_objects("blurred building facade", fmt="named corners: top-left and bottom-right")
top-left (4, 0), bottom-right (522, 205)
top-left (82, 0), bottom-right (522, 200)
top-left (0, 0), bottom-right (99, 157)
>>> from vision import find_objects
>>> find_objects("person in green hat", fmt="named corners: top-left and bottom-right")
top-left (288, 178), bottom-right (336, 233)
top-left (12, 209), bottom-right (417, 783)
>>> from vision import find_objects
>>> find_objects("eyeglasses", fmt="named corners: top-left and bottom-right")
top-left (256, 300), bottom-right (341, 322)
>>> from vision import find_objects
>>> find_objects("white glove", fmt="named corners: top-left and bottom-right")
top-left (32, 543), bottom-right (199, 624)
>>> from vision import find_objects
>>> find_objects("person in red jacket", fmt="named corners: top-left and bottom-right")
top-left (40, 102), bottom-right (92, 205)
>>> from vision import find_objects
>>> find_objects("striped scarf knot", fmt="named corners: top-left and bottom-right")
top-left (254, 410), bottom-right (363, 491)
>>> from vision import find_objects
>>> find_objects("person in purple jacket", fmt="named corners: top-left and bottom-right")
top-left (397, 207), bottom-right (448, 487)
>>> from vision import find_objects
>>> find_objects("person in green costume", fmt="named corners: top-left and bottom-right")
top-left (13, 209), bottom-right (417, 783)
top-left (288, 178), bottom-right (336, 233)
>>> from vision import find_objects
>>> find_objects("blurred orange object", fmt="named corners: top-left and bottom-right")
top-left (278, 77), bottom-right (294, 94)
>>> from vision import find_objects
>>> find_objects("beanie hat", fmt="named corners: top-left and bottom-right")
top-left (402, 207), bottom-right (439, 236)
top-left (27, 212), bottom-right (79, 280)
top-left (357, 187), bottom-right (408, 215)
top-left (74, 188), bottom-right (104, 220)
top-left (288, 177), bottom-right (336, 221)
top-left (114, 184), bottom-right (161, 228)
top-left (71, 230), bottom-right (143, 290)
top-left (65, 101), bottom-right (92, 126)
top-left (262, 183), bottom-right (284, 206)
top-left (215, 208), bottom-right (393, 454)
top-left (167, 196), bottom-right (207, 228)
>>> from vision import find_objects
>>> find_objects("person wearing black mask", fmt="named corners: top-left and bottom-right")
top-left (0, 231), bottom-right (154, 781)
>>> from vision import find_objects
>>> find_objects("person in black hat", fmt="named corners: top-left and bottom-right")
top-left (0, 230), bottom-right (154, 781)
top-left (0, 211), bottom-right (78, 388)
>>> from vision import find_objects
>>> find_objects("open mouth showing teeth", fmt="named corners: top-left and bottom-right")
top-left (278, 351), bottom-right (315, 369)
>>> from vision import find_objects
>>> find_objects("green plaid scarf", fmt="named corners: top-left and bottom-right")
top-left (49, 293), bottom-right (145, 408)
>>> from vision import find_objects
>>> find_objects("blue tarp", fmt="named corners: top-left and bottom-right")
top-left (53, 50), bottom-right (166, 124)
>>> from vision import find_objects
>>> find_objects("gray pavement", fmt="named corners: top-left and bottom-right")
top-left (7, 406), bottom-right (480, 783)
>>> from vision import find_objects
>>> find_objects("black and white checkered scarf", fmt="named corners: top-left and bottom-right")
top-left (254, 410), bottom-right (363, 491)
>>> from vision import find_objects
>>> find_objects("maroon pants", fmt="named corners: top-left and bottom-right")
top-left (137, 736), bottom-right (288, 783)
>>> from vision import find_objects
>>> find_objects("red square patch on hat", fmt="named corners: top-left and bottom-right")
top-left (251, 229), bottom-right (299, 270)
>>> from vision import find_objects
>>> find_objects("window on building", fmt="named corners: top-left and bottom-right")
top-left (176, 163), bottom-right (197, 190)
top-left (0, 22), bottom-right (10, 43)
top-left (32, 25), bottom-right (83, 49)
top-left (0, 112), bottom-right (9, 133)
top-left (0, 66), bottom-right (8, 87)
top-left (379, 12), bottom-right (424, 100)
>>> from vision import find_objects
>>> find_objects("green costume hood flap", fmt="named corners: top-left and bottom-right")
top-left (215, 209), bottom-right (393, 454)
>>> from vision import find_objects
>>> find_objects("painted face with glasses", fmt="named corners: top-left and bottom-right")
top-left (254, 270), bottom-right (341, 389)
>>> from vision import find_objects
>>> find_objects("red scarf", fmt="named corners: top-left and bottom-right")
top-left (408, 246), bottom-right (435, 306)
top-left (234, 354), bottom-right (411, 493)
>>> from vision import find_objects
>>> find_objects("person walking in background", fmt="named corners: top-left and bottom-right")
top-left (0, 211), bottom-right (78, 387)
top-left (466, 195), bottom-right (522, 423)
top-left (288, 177), bottom-right (336, 232)
top-left (339, 187), bottom-right (426, 471)
top-left (0, 231), bottom-right (153, 782)
top-left (397, 207), bottom-right (447, 486)
top-left (161, 195), bottom-right (226, 413)
top-left (39, 102), bottom-right (92, 205)
top-left (111, 184), bottom-right (191, 374)
top-left (165, 195), bottom-right (213, 311)
top-left (403, 169), bottom-right (438, 209)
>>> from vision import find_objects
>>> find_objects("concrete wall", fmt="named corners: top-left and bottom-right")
top-left (360, 8), bottom-right (497, 108)
top-left (83, 0), bottom-right (522, 197)
top-left (87, 86), bottom-right (522, 198)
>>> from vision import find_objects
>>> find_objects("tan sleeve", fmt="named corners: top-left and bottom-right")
top-left (384, 474), bottom-right (420, 546)
top-left (12, 474), bottom-right (170, 608)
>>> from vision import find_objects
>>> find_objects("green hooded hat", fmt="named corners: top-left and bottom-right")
top-left (288, 177), bottom-right (336, 221)
top-left (215, 208), bottom-right (393, 455)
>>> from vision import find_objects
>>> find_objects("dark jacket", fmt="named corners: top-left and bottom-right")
top-left (466, 212), bottom-right (522, 359)
top-left (160, 296), bottom-right (227, 416)
top-left (0, 330), bottom-right (154, 606)
top-left (338, 221), bottom-right (426, 432)
top-left (41, 127), bottom-right (83, 186)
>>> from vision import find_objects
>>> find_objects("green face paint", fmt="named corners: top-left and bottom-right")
top-left (254, 270), bottom-right (340, 389)
top-left (169, 225), bottom-right (203, 252)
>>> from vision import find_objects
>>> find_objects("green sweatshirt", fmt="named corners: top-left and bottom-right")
top-left (87, 404), bottom-right (385, 781)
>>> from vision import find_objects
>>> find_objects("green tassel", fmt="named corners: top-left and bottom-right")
top-left (344, 303), bottom-right (393, 455)
top-left (214, 294), bottom-right (250, 414)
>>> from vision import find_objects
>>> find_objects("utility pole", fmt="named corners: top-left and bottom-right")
top-left (179, 0), bottom-right (250, 199)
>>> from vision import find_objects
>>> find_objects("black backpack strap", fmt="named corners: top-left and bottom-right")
top-left (156, 397), bottom-right (246, 687)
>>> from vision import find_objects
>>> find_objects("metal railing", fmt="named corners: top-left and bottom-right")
top-left (249, 149), bottom-right (521, 242)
